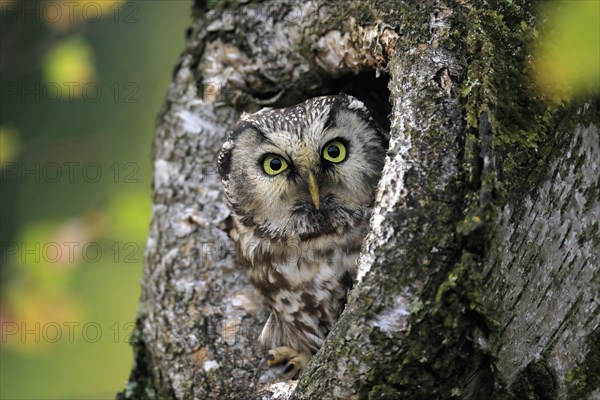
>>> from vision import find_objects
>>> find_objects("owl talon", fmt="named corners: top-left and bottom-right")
top-left (266, 346), bottom-right (310, 378)
top-left (283, 363), bottom-right (295, 375)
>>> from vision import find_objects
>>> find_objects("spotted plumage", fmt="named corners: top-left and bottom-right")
top-left (218, 93), bottom-right (387, 377)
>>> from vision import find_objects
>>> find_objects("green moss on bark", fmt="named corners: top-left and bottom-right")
top-left (117, 317), bottom-right (164, 400)
top-left (566, 328), bottom-right (600, 400)
top-left (360, 251), bottom-right (493, 399)
top-left (366, 3), bottom-right (571, 398)
top-left (459, 7), bottom-right (559, 200)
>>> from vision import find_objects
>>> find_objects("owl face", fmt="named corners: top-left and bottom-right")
top-left (218, 94), bottom-right (387, 241)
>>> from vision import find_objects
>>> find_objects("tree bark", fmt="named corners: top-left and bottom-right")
top-left (119, 1), bottom-right (599, 399)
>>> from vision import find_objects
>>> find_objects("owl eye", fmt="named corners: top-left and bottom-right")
top-left (322, 140), bottom-right (347, 163)
top-left (262, 155), bottom-right (289, 175)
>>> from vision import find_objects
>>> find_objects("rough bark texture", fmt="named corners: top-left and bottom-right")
top-left (119, 1), bottom-right (599, 399)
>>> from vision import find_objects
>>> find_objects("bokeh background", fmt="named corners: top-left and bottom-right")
top-left (0, 0), bottom-right (598, 399)
top-left (0, 1), bottom-right (189, 398)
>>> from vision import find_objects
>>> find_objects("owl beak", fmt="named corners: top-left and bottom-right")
top-left (307, 172), bottom-right (320, 210)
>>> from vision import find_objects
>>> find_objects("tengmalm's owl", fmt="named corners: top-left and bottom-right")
top-left (218, 93), bottom-right (387, 377)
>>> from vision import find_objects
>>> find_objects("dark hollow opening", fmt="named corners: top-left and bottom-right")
top-left (327, 71), bottom-right (392, 134)
top-left (268, 71), bottom-right (392, 135)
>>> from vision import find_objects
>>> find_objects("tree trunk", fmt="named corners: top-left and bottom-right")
top-left (119, 1), bottom-right (599, 399)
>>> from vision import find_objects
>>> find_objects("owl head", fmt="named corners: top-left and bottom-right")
top-left (218, 93), bottom-right (387, 241)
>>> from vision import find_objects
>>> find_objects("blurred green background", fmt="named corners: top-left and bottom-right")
top-left (0, 1), bottom-right (190, 398)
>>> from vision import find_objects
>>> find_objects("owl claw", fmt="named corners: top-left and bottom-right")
top-left (266, 346), bottom-right (310, 379)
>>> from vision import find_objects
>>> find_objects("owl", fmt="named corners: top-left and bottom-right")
top-left (217, 93), bottom-right (387, 377)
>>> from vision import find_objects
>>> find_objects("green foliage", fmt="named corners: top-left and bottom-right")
top-left (44, 36), bottom-right (96, 90)
top-left (0, 2), bottom-right (189, 399)
top-left (533, 1), bottom-right (600, 100)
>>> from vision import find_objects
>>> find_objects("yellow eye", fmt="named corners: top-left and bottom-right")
top-left (322, 140), bottom-right (347, 163)
top-left (263, 155), bottom-right (288, 175)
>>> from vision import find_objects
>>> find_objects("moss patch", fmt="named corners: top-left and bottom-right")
top-left (360, 249), bottom-right (493, 399)
top-left (117, 317), bottom-right (162, 400)
top-left (460, 7), bottom-right (559, 199)
top-left (566, 328), bottom-right (600, 400)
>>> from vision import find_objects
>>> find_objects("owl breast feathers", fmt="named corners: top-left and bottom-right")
top-left (218, 93), bottom-right (387, 377)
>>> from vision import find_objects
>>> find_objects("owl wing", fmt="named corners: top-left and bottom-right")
top-left (225, 216), bottom-right (244, 262)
